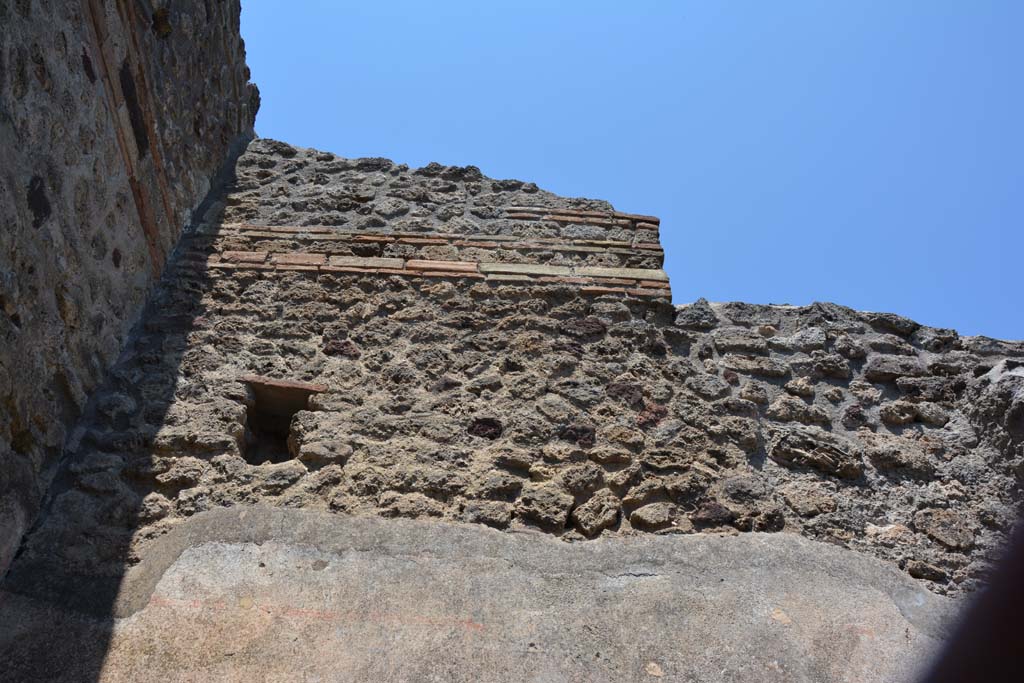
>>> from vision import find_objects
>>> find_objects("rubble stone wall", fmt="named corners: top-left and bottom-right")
top-left (0, 0), bottom-right (258, 575)
top-left (10, 139), bottom-right (1022, 600)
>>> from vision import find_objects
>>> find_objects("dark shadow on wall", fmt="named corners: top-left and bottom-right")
top-left (0, 136), bottom-right (250, 682)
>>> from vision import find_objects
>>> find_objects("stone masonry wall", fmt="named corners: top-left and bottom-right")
top-left (0, 0), bottom-right (258, 575)
top-left (7, 139), bottom-right (1022, 603)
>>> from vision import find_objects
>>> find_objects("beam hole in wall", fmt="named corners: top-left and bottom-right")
top-left (151, 8), bottom-right (172, 38)
top-left (240, 375), bottom-right (326, 465)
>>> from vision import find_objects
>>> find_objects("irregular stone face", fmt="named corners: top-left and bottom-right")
top-left (767, 395), bottom-right (831, 425)
top-left (721, 353), bottom-right (791, 378)
top-left (2, 138), bottom-right (1022, 606)
top-left (571, 489), bottom-right (621, 536)
top-left (686, 373), bottom-right (730, 400)
top-left (514, 484), bottom-right (574, 531)
top-left (769, 426), bottom-right (863, 479)
top-left (630, 502), bottom-right (679, 531)
top-left (780, 482), bottom-right (837, 518)
top-left (914, 508), bottom-right (975, 551)
top-left (864, 355), bottom-right (926, 382)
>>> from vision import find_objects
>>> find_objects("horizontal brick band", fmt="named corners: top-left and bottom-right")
top-left (501, 206), bottom-right (661, 226)
top-left (224, 224), bottom-right (663, 254)
top-left (200, 206), bottom-right (669, 299)
top-left (203, 251), bottom-right (671, 298)
top-left (208, 252), bottom-right (666, 281)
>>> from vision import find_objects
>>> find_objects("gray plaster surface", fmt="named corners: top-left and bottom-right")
top-left (0, 507), bottom-right (955, 682)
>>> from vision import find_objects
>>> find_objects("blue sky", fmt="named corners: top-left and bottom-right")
top-left (241, 1), bottom-right (1022, 339)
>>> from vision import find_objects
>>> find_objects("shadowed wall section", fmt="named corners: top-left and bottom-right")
top-left (0, 0), bottom-right (258, 576)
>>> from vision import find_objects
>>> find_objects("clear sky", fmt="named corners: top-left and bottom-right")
top-left (241, 1), bottom-right (1022, 339)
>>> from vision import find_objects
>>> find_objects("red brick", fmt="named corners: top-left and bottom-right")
top-left (544, 215), bottom-right (615, 226)
top-left (209, 262), bottom-right (274, 271)
top-left (614, 212), bottom-right (660, 224)
top-left (221, 250), bottom-right (268, 263)
top-left (275, 264), bottom-right (321, 272)
top-left (484, 274), bottom-right (533, 282)
top-left (577, 266), bottom-right (667, 281)
top-left (539, 276), bottom-right (592, 285)
top-left (462, 234), bottom-right (523, 242)
top-left (544, 208), bottom-right (610, 219)
top-left (453, 240), bottom-right (502, 249)
top-left (503, 206), bottom-right (547, 213)
top-left (504, 212), bottom-right (543, 220)
top-left (328, 256), bottom-right (404, 269)
top-left (276, 223), bottom-right (330, 233)
top-left (479, 263), bottom-right (571, 277)
top-left (319, 266), bottom-right (378, 275)
top-left (238, 230), bottom-right (293, 240)
top-left (569, 239), bottom-right (632, 248)
top-left (416, 270), bottom-right (486, 279)
top-left (263, 225), bottom-right (331, 234)
top-left (639, 280), bottom-right (671, 289)
top-left (239, 374), bottom-right (328, 393)
top-left (272, 253), bottom-right (327, 266)
top-left (591, 277), bottom-right (636, 286)
top-left (635, 221), bottom-right (660, 230)
top-left (581, 285), bottom-right (629, 295)
top-left (406, 259), bottom-right (479, 272)
top-left (398, 238), bottom-right (450, 245)
top-left (325, 266), bottom-right (408, 276)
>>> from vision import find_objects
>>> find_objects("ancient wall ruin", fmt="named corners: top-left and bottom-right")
top-left (2, 4), bottom-right (1023, 680)
top-left (4, 138), bottom-right (1021, 611)
top-left (0, 0), bottom-right (258, 575)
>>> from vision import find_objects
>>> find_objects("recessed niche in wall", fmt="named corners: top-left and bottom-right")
top-left (240, 375), bottom-right (326, 465)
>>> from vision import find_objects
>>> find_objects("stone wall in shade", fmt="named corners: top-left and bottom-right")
top-left (6, 139), bottom-right (1022, 602)
top-left (0, 0), bottom-right (258, 576)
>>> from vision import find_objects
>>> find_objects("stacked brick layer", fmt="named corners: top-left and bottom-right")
top-left (203, 218), bottom-right (670, 297)
top-left (6, 139), bottom-right (1023, 602)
